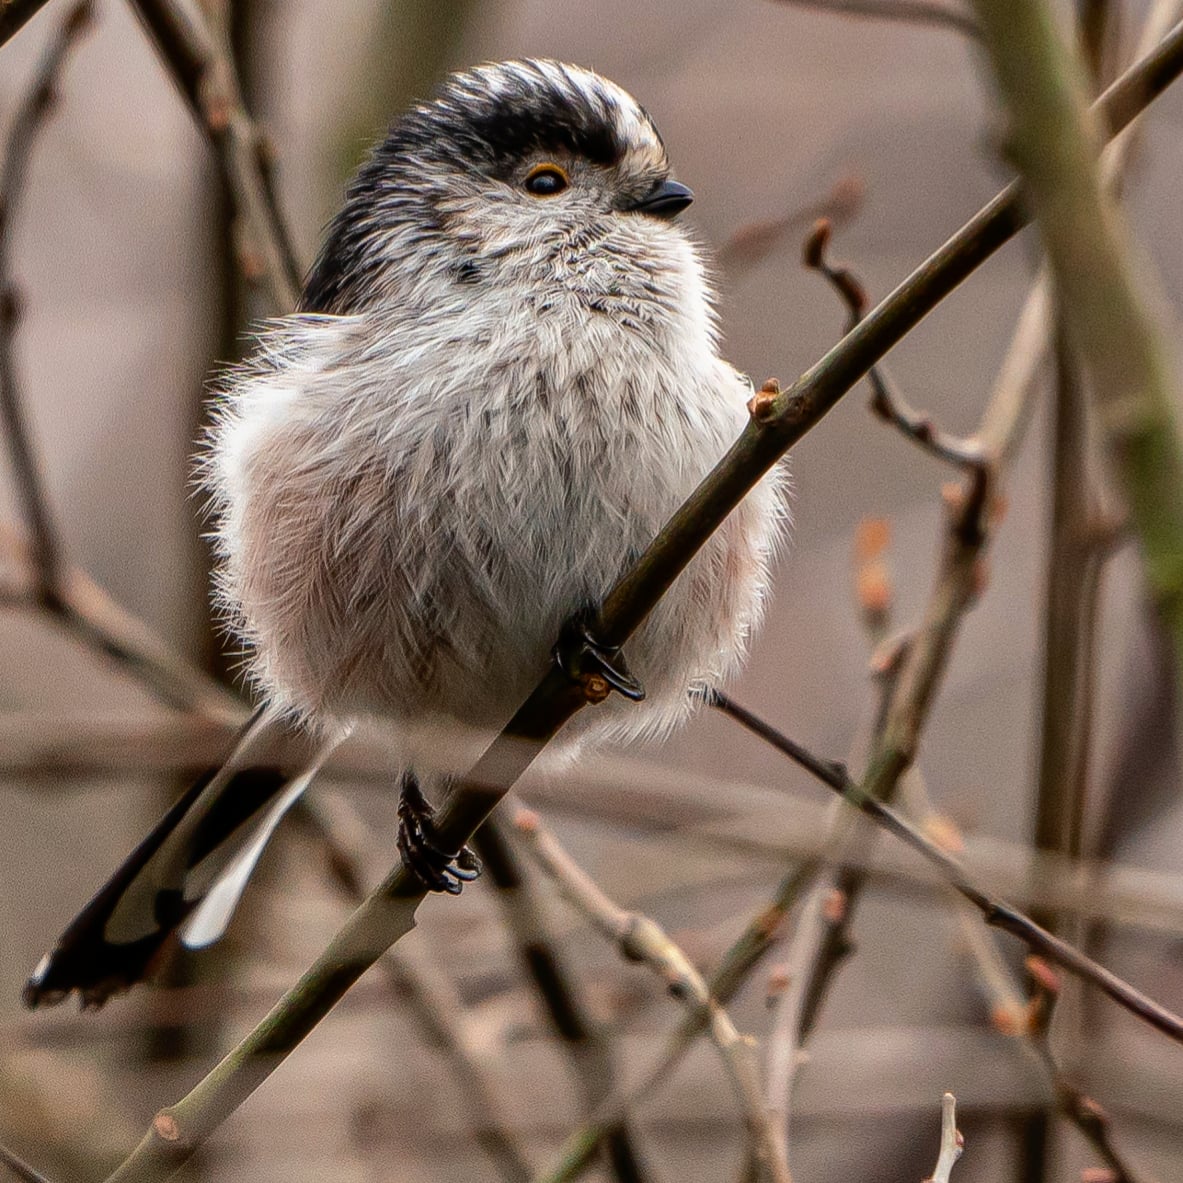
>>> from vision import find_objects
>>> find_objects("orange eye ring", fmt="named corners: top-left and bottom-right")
top-left (524, 163), bottom-right (570, 197)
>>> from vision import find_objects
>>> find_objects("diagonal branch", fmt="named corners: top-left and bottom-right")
top-left (473, 812), bottom-right (651, 1183)
top-left (125, 0), bottom-right (301, 310)
top-left (712, 690), bottom-right (1183, 1043)
top-left (0, 1143), bottom-right (53, 1183)
top-left (773, 0), bottom-right (978, 39)
top-left (0, 0), bottom-right (56, 50)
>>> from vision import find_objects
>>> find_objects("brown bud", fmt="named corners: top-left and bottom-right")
top-left (513, 807), bottom-right (540, 835)
top-left (921, 813), bottom-right (964, 855)
top-left (747, 378), bottom-right (781, 422)
top-left (822, 888), bottom-right (847, 924)
top-left (803, 218), bottom-right (832, 268)
top-left (766, 963), bottom-right (791, 1004)
top-left (153, 1113), bottom-right (181, 1142)
top-left (581, 673), bottom-right (611, 704)
top-left (990, 1003), bottom-right (1026, 1037)
top-left (1025, 956), bottom-right (1062, 997)
top-left (857, 563), bottom-right (892, 617)
top-left (856, 517), bottom-right (891, 562)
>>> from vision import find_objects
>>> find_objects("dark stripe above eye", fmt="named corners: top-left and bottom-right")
top-left (460, 102), bottom-right (625, 170)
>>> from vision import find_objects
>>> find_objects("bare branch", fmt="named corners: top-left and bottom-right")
top-left (0, 0), bottom-right (94, 598)
top-left (803, 219), bottom-right (987, 471)
top-left (0, 0), bottom-right (55, 51)
top-left (126, 0), bottom-right (301, 309)
top-left (0, 1143), bottom-right (54, 1183)
top-left (762, 880), bottom-right (827, 1176)
top-left (472, 812), bottom-right (651, 1183)
top-left (712, 690), bottom-right (1183, 1043)
top-left (774, 0), bottom-right (979, 38)
top-left (511, 807), bottom-right (790, 1183)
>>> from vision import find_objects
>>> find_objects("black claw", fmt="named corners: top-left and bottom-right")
top-left (554, 607), bottom-right (646, 702)
top-left (397, 775), bottom-right (482, 895)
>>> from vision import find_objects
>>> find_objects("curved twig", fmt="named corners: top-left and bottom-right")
top-left (512, 807), bottom-right (789, 1183)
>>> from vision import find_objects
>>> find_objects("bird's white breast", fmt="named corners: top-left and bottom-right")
top-left (206, 233), bottom-right (786, 768)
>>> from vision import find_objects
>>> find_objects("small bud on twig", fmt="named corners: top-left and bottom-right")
top-left (747, 378), bottom-right (781, 421)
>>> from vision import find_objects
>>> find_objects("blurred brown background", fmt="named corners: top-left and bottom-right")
top-left (2, 1), bottom-right (1182, 1181)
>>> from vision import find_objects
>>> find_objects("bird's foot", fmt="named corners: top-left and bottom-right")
top-left (397, 776), bottom-right (481, 895)
top-left (553, 607), bottom-right (646, 705)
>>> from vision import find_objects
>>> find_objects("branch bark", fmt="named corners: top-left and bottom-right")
top-left (126, 0), bottom-right (301, 310)
top-left (968, 0), bottom-right (1183, 709)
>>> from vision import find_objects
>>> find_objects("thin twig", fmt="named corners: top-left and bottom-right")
top-left (712, 690), bottom-right (1183, 1043)
top-left (126, 0), bottom-right (301, 310)
top-left (927, 1093), bottom-right (964, 1183)
top-left (762, 881), bottom-right (827, 1178)
top-left (473, 811), bottom-right (650, 1183)
top-left (511, 808), bottom-right (790, 1183)
top-left (0, 0), bottom-right (94, 598)
top-left (97, 31), bottom-right (1183, 1183)
top-left (1, 526), bottom-right (243, 722)
top-left (774, 0), bottom-right (979, 38)
top-left (896, 775), bottom-right (1153, 1183)
top-left (803, 220), bottom-right (986, 471)
top-left (0, 1143), bottom-right (53, 1183)
top-left (719, 174), bottom-right (864, 274)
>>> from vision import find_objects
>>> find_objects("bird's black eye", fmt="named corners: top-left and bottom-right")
top-left (524, 163), bottom-right (570, 197)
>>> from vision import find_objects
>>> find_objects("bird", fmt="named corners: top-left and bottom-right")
top-left (23, 59), bottom-right (786, 1009)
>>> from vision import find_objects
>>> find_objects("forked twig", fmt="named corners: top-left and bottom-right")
top-left (804, 219), bottom-right (987, 471)
top-left (473, 813), bottom-right (650, 1183)
top-left (512, 807), bottom-right (790, 1183)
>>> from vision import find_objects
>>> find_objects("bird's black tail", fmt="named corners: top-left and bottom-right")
top-left (23, 708), bottom-right (334, 1010)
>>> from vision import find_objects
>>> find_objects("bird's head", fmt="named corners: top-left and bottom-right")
top-left (301, 60), bottom-right (700, 319)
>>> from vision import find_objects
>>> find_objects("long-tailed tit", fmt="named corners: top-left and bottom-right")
top-left (25, 60), bottom-right (786, 1009)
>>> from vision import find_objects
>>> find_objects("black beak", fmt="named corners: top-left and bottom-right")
top-left (628, 179), bottom-right (694, 219)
